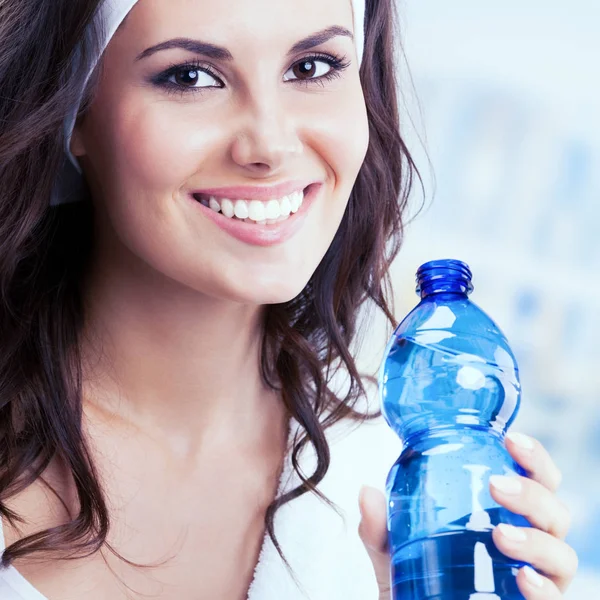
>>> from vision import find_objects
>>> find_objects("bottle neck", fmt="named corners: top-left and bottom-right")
top-left (420, 287), bottom-right (469, 300)
top-left (416, 259), bottom-right (474, 299)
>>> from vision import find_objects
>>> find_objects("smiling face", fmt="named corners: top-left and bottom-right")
top-left (72, 0), bottom-right (369, 304)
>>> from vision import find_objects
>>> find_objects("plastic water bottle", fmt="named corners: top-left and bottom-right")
top-left (379, 259), bottom-right (530, 600)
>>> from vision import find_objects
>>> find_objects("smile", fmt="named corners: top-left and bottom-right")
top-left (189, 183), bottom-right (321, 247)
top-left (192, 189), bottom-right (305, 225)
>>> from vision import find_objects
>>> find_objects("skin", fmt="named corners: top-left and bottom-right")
top-left (3, 0), bottom-right (577, 597)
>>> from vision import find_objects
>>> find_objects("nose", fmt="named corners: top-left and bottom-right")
top-left (230, 93), bottom-right (303, 175)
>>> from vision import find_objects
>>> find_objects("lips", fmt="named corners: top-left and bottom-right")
top-left (189, 182), bottom-right (322, 246)
top-left (191, 181), bottom-right (313, 202)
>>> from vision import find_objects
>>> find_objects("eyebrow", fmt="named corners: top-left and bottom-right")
top-left (290, 25), bottom-right (354, 53)
top-left (135, 25), bottom-right (354, 62)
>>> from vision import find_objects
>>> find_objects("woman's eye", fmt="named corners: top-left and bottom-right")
top-left (283, 59), bottom-right (333, 82)
top-left (157, 55), bottom-right (347, 94)
top-left (168, 67), bottom-right (221, 88)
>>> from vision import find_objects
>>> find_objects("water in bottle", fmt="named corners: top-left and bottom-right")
top-left (379, 259), bottom-right (530, 600)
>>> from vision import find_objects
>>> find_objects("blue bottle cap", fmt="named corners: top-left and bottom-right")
top-left (416, 259), bottom-right (474, 298)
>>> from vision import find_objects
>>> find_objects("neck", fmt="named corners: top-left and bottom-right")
top-left (80, 244), bottom-right (286, 458)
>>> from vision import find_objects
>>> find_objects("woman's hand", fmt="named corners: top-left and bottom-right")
top-left (488, 432), bottom-right (578, 597)
top-left (358, 432), bottom-right (578, 600)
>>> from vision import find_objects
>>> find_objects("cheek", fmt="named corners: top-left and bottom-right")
top-left (80, 95), bottom-right (226, 284)
top-left (109, 101), bottom-right (227, 193)
top-left (301, 90), bottom-right (369, 239)
top-left (302, 87), bottom-right (369, 200)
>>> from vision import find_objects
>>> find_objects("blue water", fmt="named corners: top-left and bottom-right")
top-left (385, 420), bottom-right (529, 600)
top-left (379, 260), bottom-right (530, 600)
top-left (392, 528), bottom-right (523, 599)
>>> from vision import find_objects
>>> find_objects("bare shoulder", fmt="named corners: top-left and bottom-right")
top-left (1, 455), bottom-right (85, 600)
top-left (2, 457), bottom-right (76, 548)
top-left (1, 469), bottom-right (118, 600)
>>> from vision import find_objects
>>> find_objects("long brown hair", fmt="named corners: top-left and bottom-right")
top-left (0, 0), bottom-right (418, 571)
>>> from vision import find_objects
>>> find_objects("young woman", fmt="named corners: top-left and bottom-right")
top-left (0, 0), bottom-right (578, 598)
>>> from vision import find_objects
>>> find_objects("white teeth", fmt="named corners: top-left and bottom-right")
top-left (280, 196), bottom-right (292, 217)
top-left (220, 198), bottom-right (235, 218)
top-left (248, 200), bottom-right (266, 222)
top-left (265, 199), bottom-right (281, 220)
top-left (199, 188), bottom-right (306, 223)
top-left (290, 191), bottom-right (302, 213)
top-left (234, 199), bottom-right (249, 219)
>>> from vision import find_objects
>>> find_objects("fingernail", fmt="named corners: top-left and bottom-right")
top-left (489, 475), bottom-right (522, 495)
top-left (497, 523), bottom-right (527, 542)
top-left (506, 432), bottom-right (535, 450)
top-left (523, 566), bottom-right (544, 588)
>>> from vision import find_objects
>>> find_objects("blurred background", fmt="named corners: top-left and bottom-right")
top-left (360, 0), bottom-right (600, 596)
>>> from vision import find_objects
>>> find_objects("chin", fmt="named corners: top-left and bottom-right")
top-left (247, 280), bottom-right (310, 306)
top-left (223, 269), bottom-right (313, 306)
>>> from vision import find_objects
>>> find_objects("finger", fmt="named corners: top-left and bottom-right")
top-left (358, 485), bottom-right (390, 594)
top-left (505, 432), bottom-right (563, 492)
top-left (490, 475), bottom-right (571, 540)
top-left (492, 524), bottom-right (578, 591)
top-left (516, 566), bottom-right (563, 599)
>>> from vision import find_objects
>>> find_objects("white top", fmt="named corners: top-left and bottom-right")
top-left (0, 417), bottom-right (401, 600)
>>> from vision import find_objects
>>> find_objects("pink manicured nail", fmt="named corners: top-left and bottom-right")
top-left (506, 432), bottom-right (535, 450)
top-left (489, 475), bottom-right (522, 495)
top-left (523, 566), bottom-right (544, 588)
top-left (497, 523), bottom-right (527, 542)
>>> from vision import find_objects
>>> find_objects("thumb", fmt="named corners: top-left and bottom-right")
top-left (358, 485), bottom-right (391, 597)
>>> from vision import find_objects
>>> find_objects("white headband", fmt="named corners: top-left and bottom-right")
top-left (52, 0), bottom-right (367, 205)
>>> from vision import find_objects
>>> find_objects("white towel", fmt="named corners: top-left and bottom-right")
top-left (248, 415), bottom-right (401, 600)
